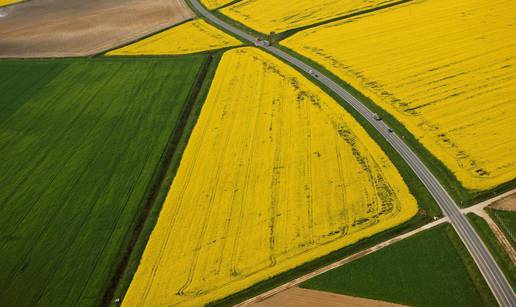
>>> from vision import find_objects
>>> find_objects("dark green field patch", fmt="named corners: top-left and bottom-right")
top-left (0, 56), bottom-right (206, 306)
top-left (301, 224), bottom-right (493, 306)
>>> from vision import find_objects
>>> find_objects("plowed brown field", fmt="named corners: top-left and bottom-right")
top-left (0, 0), bottom-right (194, 57)
top-left (249, 287), bottom-right (405, 307)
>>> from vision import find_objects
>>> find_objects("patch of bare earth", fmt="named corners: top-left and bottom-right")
top-left (0, 0), bottom-right (194, 57)
top-left (249, 287), bottom-right (405, 307)
top-left (490, 193), bottom-right (516, 212)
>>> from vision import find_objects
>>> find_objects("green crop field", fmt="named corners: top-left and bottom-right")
top-left (488, 208), bottom-right (516, 250)
top-left (301, 224), bottom-right (495, 306)
top-left (0, 56), bottom-right (206, 306)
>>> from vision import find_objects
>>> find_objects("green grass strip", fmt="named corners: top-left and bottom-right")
top-left (301, 224), bottom-right (496, 306)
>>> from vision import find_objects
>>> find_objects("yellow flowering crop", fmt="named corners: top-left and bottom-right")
top-left (220, 0), bottom-right (400, 33)
top-left (201, 0), bottom-right (234, 9)
top-left (0, 0), bottom-right (22, 6)
top-left (107, 19), bottom-right (241, 56)
top-left (122, 47), bottom-right (418, 306)
top-left (283, 0), bottom-right (516, 190)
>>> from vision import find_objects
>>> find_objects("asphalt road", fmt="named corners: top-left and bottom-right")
top-left (187, 1), bottom-right (516, 305)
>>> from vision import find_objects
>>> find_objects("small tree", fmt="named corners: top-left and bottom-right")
top-left (269, 31), bottom-right (276, 44)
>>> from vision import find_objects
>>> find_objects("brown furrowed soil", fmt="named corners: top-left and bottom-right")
top-left (490, 193), bottom-right (516, 212)
top-left (248, 287), bottom-right (405, 307)
top-left (0, 0), bottom-right (194, 57)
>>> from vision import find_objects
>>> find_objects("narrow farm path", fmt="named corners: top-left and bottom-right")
top-left (235, 217), bottom-right (449, 306)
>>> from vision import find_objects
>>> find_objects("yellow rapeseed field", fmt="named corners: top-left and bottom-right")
top-left (201, 0), bottom-right (234, 9)
top-left (122, 47), bottom-right (418, 306)
top-left (107, 19), bottom-right (241, 56)
top-left (220, 0), bottom-right (399, 33)
top-left (283, 0), bottom-right (516, 190)
top-left (0, 0), bottom-right (22, 6)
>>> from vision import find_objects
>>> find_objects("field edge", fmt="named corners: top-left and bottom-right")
top-left (101, 52), bottom-right (221, 307)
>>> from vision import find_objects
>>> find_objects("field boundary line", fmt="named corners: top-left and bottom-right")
top-left (214, 0), bottom-right (244, 11)
top-left (0, 0), bottom-right (27, 9)
top-left (94, 17), bottom-right (196, 57)
top-left (236, 217), bottom-right (449, 306)
top-left (206, 0), bottom-right (414, 40)
top-left (274, 0), bottom-right (415, 40)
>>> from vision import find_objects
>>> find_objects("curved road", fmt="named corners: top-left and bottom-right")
top-left (187, 1), bottom-right (515, 305)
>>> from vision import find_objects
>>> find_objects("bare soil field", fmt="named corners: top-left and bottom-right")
top-left (490, 193), bottom-right (516, 212)
top-left (249, 287), bottom-right (405, 307)
top-left (0, 0), bottom-right (194, 57)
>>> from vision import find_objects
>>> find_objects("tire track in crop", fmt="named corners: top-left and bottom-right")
top-left (176, 76), bottom-right (240, 297)
top-left (303, 91), bottom-right (315, 246)
top-left (1, 68), bottom-right (127, 289)
top-left (320, 109), bottom-right (351, 232)
top-left (228, 56), bottom-right (267, 277)
top-left (0, 64), bottom-right (66, 129)
top-left (0, 64), bottom-right (123, 223)
top-left (214, 60), bottom-right (257, 276)
top-left (0, 64), bottom-right (125, 242)
top-left (174, 71), bottom-right (243, 294)
top-left (101, 57), bottom-right (212, 307)
top-left (0, 63), bottom-right (140, 301)
top-left (333, 134), bottom-right (350, 237)
top-left (179, 60), bottom-right (259, 290)
top-left (268, 94), bottom-right (284, 268)
top-left (34, 106), bottom-right (145, 304)
top-left (66, 63), bottom-right (173, 306)
top-left (0, 62), bottom-right (95, 154)
top-left (305, 40), bottom-right (516, 183)
top-left (0, 64), bottom-right (65, 125)
top-left (277, 92), bottom-right (294, 258)
top-left (206, 73), bottom-right (269, 289)
top-left (65, 64), bottom-right (175, 305)
top-left (326, 114), bottom-right (380, 230)
top-left (0, 63), bottom-right (118, 213)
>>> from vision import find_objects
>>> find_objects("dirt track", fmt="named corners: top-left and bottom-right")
top-left (0, 0), bottom-right (194, 57)
top-left (250, 287), bottom-right (405, 307)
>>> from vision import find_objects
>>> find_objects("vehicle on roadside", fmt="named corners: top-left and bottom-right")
top-left (255, 37), bottom-right (270, 47)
